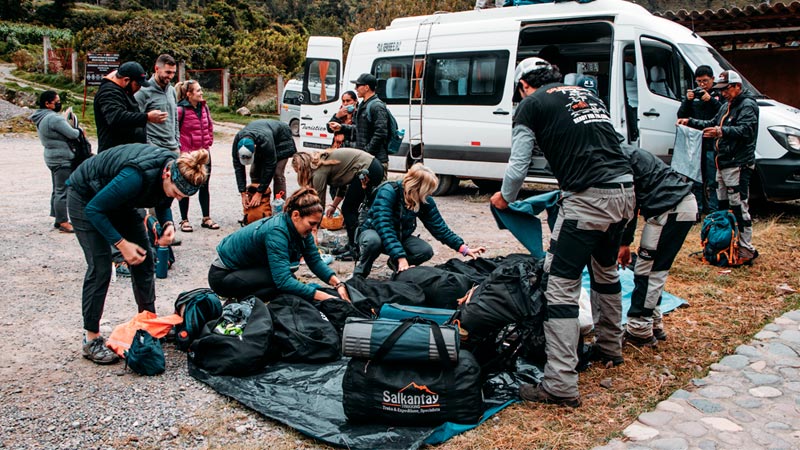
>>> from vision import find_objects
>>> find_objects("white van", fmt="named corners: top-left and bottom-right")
top-left (279, 79), bottom-right (302, 136)
top-left (300, 0), bottom-right (800, 199)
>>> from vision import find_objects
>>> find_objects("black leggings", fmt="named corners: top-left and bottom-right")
top-left (179, 161), bottom-right (211, 220)
top-left (341, 158), bottom-right (384, 245)
top-left (208, 265), bottom-right (279, 301)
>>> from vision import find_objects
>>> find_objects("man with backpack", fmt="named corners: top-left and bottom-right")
top-left (330, 73), bottom-right (389, 179)
top-left (678, 70), bottom-right (759, 265)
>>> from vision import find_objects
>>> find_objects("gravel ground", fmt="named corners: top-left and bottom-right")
top-left (0, 128), bottom-right (528, 449)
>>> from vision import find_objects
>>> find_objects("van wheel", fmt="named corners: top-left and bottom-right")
top-left (289, 119), bottom-right (299, 137)
top-left (432, 175), bottom-right (455, 196)
top-left (472, 179), bottom-right (502, 195)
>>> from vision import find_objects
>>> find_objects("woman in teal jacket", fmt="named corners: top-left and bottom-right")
top-left (209, 187), bottom-right (349, 301)
top-left (353, 164), bottom-right (485, 277)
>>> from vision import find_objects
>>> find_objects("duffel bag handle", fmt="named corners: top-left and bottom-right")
top-left (372, 317), bottom-right (452, 368)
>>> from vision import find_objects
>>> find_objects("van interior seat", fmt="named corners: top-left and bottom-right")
top-left (385, 77), bottom-right (408, 99)
top-left (624, 62), bottom-right (638, 108)
top-left (648, 66), bottom-right (673, 98)
top-left (563, 73), bottom-right (578, 85)
top-left (437, 79), bottom-right (451, 96)
top-left (457, 78), bottom-right (467, 95)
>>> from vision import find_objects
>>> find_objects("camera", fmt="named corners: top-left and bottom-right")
top-left (692, 88), bottom-right (706, 98)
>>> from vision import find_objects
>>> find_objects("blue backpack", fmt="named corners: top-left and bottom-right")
top-left (174, 288), bottom-right (224, 351)
top-left (700, 210), bottom-right (742, 267)
top-left (365, 100), bottom-right (404, 155)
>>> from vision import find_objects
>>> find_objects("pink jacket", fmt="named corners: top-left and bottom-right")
top-left (178, 101), bottom-right (214, 152)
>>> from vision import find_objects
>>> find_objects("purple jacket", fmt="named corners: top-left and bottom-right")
top-left (177, 100), bottom-right (214, 152)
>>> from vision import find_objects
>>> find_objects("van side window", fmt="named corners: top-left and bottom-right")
top-left (640, 37), bottom-right (693, 101)
top-left (283, 89), bottom-right (302, 106)
top-left (304, 59), bottom-right (339, 105)
top-left (427, 51), bottom-right (509, 105)
top-left (374, 57), bottom-right (413, 104)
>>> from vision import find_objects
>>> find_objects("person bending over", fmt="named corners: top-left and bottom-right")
top-left (67, 144), bottom-right (209, 364)
top-left (208, 187), bottom-right (349, 302)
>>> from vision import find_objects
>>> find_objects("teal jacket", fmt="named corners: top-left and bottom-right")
top-left (362, 181), bottom-right (464, 261)
top-left (216, 213), bottom-right (334, 300)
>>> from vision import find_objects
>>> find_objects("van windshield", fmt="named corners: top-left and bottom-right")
top-left (678, 44), bottom-right (767, 98)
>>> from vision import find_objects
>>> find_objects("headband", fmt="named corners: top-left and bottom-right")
top-left (170, 160), bottom-right (200, 196)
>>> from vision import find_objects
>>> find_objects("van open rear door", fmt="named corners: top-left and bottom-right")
top-left (299, 37), bottom-right (343, 150)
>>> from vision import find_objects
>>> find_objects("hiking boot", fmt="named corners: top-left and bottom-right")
top-left (331, 244), bottom-right (351, 256)
top-left (586, 344), bottom-right (625, 368)
top-left (741, 249), bottom-right (759, 266)
top-left (623, 330), bottom-right (658, 348)
top-left (82, 336), bottom-right (119, 365)
top-left (519, 383), bottom-right (581, 408)
top-left (336, 249), bottom-right (356, 262)
top-left (653, 328), bottom-right (668, 341)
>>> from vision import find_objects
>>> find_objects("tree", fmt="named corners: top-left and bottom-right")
top-left (0, 0), bottom-right (33, 21)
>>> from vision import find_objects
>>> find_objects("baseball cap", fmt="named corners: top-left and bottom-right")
top-left (576, 75), bottom-right (598, 95)
top-left (117, 61), bottom-right (151, 87)
top-left (513, 57), bottom-right (552, 102)
top-left (712, 70), bottom-right (742, 89)
top-left (237, 138), bottom-right (255, 165)
top-left (351, 73), bottom-right (377, 90)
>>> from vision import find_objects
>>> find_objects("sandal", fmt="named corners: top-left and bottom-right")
top-left (201, 217), bottom-right (220, 230)
top-left (180, 220), bottom-right (193, 232)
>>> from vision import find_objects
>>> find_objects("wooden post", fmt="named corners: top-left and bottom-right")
top-left (222, 68), bottom-right (230, 107)
top-left (276, 73), bottom-right (284, 114)
top-left (71, 51), bottom-right (78, 83)
top-left (178, 60), bottom-right (186, 82)
top-left (43, 36), bottom-right (51, 74)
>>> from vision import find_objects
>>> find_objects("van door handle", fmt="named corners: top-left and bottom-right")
top-left (493, 109), bottom-right (510, 115)
top-left (643, 109), bottom-right (660, 117)
top-left (301, 115), bottom-right (313, 120)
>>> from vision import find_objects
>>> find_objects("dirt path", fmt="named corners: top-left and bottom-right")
top-left (0, 129), bottom-right (528, 448)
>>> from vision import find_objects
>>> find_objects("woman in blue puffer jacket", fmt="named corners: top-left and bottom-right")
top-left (353, 163), bottom-right (485, 277)
top-left (31, 90), bottom-right (81, 233)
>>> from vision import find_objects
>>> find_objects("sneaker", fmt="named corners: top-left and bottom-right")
top-left (519, 383), bottom-right (581, 408)
top-left (586, 344), bottom-right (625, 368)
top-left (331, 244), bottom-right (351, 256)
top-left (653, 328), bottom-right (668, 341)
top-left (115, 263), bottom-right (131, 278)
top-left (82, 336), bottom-right (119, 365)
top-left (742, 249), bottom-right (759, 266)
top-left (623, 330), bottom-right (658, 348)
top-left (336, 250), bottom-right (356, 262)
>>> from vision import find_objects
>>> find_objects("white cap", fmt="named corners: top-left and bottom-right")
top-left (713, 70), bottom-right (743, 89)
top-left (513, 57), bottom-right (552, 102)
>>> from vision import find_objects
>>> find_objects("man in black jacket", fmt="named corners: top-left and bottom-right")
top-left (617, 146), bottom-right (697, 347)
top-left (677, 65), bottom-right (724, 214)
top-left (232, 119), bottom-right (297, 210)
top-left (331, 73), bottom-right (389, 177)
top-left (679, 70), bottom-right (759, 264)
top-left (93, 61), bottom-right (167, 152)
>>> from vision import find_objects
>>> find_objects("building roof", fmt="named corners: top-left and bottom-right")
top-left (655, 1), bottom-right (800, 48)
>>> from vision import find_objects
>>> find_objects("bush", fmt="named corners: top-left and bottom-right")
top-left (11, 48), bottom-right (35, 71)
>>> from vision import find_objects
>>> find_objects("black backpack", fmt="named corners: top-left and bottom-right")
top-left (125, 329), bottom-right (165, 376)
top-left (393, 266), bottom-right (473, 309)
top-left (65, 111), bottom-right (93, 169)
top-left (190, 296), bottom-right (274, 376)
top-left (174, 288), bottom-right (223, 352)
top-left (365, 99), bottom-right (403, 155)
top-left (267, 294), bottom-right (341, 363)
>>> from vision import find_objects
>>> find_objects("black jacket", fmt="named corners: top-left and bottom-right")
top-left (619, 145), bottom-right (693, 246)
top-left (93, 79), bottom-right (147, 152)
top-left (677, 90), bottom-right (725, 153)
top-left (232, 120), bottom-right (297, 193)
top-left (689, 90), bottom-right (759, 170)
top-left (341, 95), bottom-right (389, 163)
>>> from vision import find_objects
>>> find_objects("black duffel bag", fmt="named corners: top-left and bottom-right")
top-left (268, 294), bottom-right (341, 363)
top-left (342, 319), bottom-right (483, 426)
top-left (344, 276), bottom-right (427, 315)
top-left (189, 296), bottom-right (273, 376)
top-left (393, 266), bottom-right (473, 309)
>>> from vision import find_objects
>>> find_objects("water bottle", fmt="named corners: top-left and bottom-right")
top-left (271, 191), bottom-right (285, 216)
top-left (156, 246), bottom-right (170, 279)
top-left (398, 128), bottom-right (406, 140)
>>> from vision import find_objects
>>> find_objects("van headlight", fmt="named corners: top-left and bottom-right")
top-left (768, 126), bottom-right (800, 154)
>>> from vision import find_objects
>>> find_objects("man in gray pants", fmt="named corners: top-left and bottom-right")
top-left (491, 58), bottom-right (635, 407)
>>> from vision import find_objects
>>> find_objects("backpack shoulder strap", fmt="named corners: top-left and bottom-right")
top-left (178, 106), bottom-right (185, 129)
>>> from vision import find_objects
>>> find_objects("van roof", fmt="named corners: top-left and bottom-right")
top-left (386, 0), bottom-right (699, 45)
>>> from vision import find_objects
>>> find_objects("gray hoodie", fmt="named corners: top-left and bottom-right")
top-left (134, 76), bottom-right (179, 150)
top-left (30, 109), bottom-right (80, 167)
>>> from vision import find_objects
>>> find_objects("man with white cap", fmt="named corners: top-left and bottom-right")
top-left (231, 119), bottom-right (297, 211)
top-left (678, 70), bottom-right (759, 264)
top-left (490, 57), bottom-right (635, 407)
